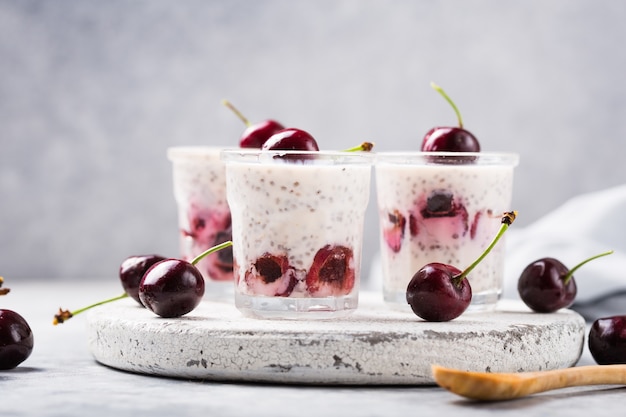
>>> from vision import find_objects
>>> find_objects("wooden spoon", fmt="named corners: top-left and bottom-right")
top-left (431, 364), bottom-right (626, 401)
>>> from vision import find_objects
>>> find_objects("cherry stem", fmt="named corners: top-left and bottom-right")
top-left (343, 142), bottom-right (374, 152)
top-left (0, 276), bottom-right (10, 296)
top-left (453, 211), bottom-right (517, 284)
top-left (53, 293), bottom-right (129, 325)
top-left (53, 241), bottom-right (233, 325)
top-left (431, 82), bottom-right (464, 129)
top-left (221, 99), bottom-right (251, 127)
top-left (191, 240), bottom-right (233, 265)
top-left (563, 250), bottom-right (614, 285)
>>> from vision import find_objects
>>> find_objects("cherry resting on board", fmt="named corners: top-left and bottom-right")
top-left (406, 211), bottom-right (516, 322)
top-left (53, 241), bottom-right (233, 323)
top-left (119, 254), bottom-right (167, 305)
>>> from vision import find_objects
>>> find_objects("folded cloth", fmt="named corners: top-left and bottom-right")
top-left (503, 184), bottom-right (626, 320)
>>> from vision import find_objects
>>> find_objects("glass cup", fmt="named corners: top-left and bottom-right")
top-left (167, 147), bottom-right (234, 296)
top-left (374, 152), bottom-right (519, 311)
top-left (221, 149), bottom-right (373, 319)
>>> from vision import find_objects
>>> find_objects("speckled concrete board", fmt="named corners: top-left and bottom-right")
top-left (85, 293), bottom-right (586, 385)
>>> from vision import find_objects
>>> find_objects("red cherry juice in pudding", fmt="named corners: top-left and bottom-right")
top-left (168, 147), bottom-right (234, 294)
top-left (221, 149), bottom-right (373, 319)
top-left (375, 152), bottom-right (518, 310)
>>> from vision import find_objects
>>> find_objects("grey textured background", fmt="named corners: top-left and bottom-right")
top-left (2, 0), bottom-right (626, 282)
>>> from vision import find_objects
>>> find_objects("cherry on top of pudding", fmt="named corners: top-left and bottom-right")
top-left (261, 128), bottom-right (320, 156)
top-left (421, 82), bottom-right (480, 154)
top-left (221, 99), bottom-right (285, 148)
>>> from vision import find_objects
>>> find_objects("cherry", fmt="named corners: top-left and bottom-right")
top-left (53, 241), bottom-right (233, 324)
top-left (588, 316), bottom-right (626, 365)
top-left (0, 277), bottom-right (34, 370)
top-left (119, 255), bottom-right (167, 305)
top-left (138, 259), bottom-right (205, 318)
top-left (306, 245), bottom-right (356, 297)
top-left (406, 211), bottom-right (516, 322)
top-left (222, 99), bottom-right (284, 148)
top-left (517, 250), bottom-right (613, 313)
top-left (261, 128), bottom-right (320, 152)
top-left (244, 253), bottom-right (297, 297)
top-left (140, 240), bottom-right (231, 318)
top-left (0, 310), bottom-right (34, 370)
top-left (421, 82), bottom-right (480, 153)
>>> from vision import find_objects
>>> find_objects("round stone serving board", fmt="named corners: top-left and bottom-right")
top-left (85, 293), bottom-right (585, 385)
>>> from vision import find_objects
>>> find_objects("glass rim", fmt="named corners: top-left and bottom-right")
top-left (374, 151), bottom-right (519, 166)
top-left (167, 146), bottom-right (237, 161)
top-left (220, 149), bottom-right (375, 164)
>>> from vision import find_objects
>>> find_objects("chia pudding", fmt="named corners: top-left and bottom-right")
top-left (375, 152), bottom-right (518, 310)
top-left (221, 149), bottom-right (372, 319)
top-left (168, 147), bottom-right (234, 293)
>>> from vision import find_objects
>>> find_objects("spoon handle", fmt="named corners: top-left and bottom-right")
top-left (530, 365), bottom-right (626, 392)
top-left (432, 364), bottom-right (626, 401)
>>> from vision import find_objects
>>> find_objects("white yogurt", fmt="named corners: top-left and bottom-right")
top-left (375, 152), bottom-right (518, 310)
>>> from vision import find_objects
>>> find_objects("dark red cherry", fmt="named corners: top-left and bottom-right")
top-left (240, 120), bottom-right (285, 148)
top-left (422, 126), bottom-right (480, 153)
top-left (222, 99), bottom-right (284, 148)
top-left (119, 255), bottom-right (167, 305)
top-left (421, 82), bottom-right (480, 153)
top-left (588, 316), bottom-right (626, 365)
top-left (406, 211), bottom-right (516, 321)
top-left (244, 253), bottom-right (297, 297)
top-left (0, 309), bottom-right (34, 370)
top-left (517, 258), bottom-right (576, 313)
top-left (262, 128), bottom-right (320, 152)
top-left (306, 245), bottom-right (355, 297)
top-left (406, 263), bottom-right (471, 322)
top-left (382, 210), bottom-right (406, 253)
top-left (139, 259), bottom-right (205, 318)
top-left (517, 251), bottom-right (613, 313)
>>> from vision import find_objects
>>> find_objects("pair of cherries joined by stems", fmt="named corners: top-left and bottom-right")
top-left (222, 99), bottom-right (374, 154)
top-left (222, 99), bottom-right (319, 152)
top-left (53, 241), bottom-right (233, 324)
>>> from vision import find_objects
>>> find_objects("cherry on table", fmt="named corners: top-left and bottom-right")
top-left (517, 250), bottom-right (613, 313)
top-left (406, 211), bottom-right (517, 322)
top-left (222, 99), bottom-right (284, 148)
top-left (0, 277), bottom-right (34, 370)
top-left (588, 315), bottom-right (626, 365)
top-left (421, 82), bottom-right (480, 153)
top-left (0, 309), bottom-right (34, 370)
